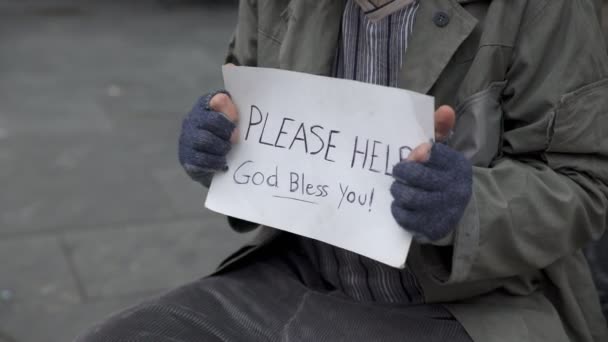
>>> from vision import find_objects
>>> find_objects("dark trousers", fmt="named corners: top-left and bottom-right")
top-left (77, 240), bottom-right (472, 342)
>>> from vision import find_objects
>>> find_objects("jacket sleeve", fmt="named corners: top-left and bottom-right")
top-left (225, 0), bottom-right (258, 66)
top-left (224, 0), bottom-right (260, 232)
top-left (426, 0), bottom-right (608, 284)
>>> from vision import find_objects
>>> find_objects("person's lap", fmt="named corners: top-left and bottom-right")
top-left (77, 242), bottom-right (472, 342)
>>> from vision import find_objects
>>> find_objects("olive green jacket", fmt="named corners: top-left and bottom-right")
top-left (216, 0), bottom-right (608, 340)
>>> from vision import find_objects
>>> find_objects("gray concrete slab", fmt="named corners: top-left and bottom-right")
top-left (0, 5), bottom-right (228, 156)
top-left (0, 0), bottom-right (243, 340)
top-left (0, 0), bottom-right (238, 234)
top-left (152, 165), bottom-right (213, 217)
top-left (62, 218), bottom-right (251, 298)
top-left (0, 136), bottom-right (178, 234)
top-left (0, 236), bottom-right (80, 307)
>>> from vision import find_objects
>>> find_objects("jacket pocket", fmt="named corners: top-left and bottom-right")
top-left (545, 78), bottom-right (608, 180)
top-left (452, 81), bottom-right (507, 167)
top-left (256, 3), bottom-right (291, 68)
top-left (547, 78), bottom-right (608, 154)
top-left (257, 30), bottom-right (282, 68)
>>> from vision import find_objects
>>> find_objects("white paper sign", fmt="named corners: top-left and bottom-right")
top-left (206, 66), bottom-right (434, 268)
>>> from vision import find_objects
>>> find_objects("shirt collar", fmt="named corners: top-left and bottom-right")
top-left (354, 0), bottom-right (417, 21)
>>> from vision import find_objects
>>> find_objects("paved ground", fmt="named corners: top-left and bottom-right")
top-left (0, 1), bottom-right (251, 341)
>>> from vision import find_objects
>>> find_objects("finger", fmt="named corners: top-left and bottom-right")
top-left (406, 143), bottom-right (432, 163)
top-left (190, 110), bottom-right (235, 141)
top-left (392, 161), bottom-right (449, 190)
top-left (390, 181), bottom-right (443, 210)
top-left (209, 92), bottom-right (239, 123)
top-left (434, 105), bottom-right (455, 142)
top-left (390, 202), bottom-right (424, 235)
top-left (183, 127), bottom-right (231, 156)
top-left (182, 163), bottom-right (213, 181)
top-left (184, 150), bottom-right (227, 172)
top-left (178, 132), bottom-right (227, 172)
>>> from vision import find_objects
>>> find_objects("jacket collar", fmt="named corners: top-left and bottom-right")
top-left (398, 0), bottom-right (478, 94)
top-left (280, 0), bottom-right (477, 95)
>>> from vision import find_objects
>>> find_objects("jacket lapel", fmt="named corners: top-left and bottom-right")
top-left (279, 0), bottom-right (346, 75)
top-left (398, 0), bottom-right (478, 94)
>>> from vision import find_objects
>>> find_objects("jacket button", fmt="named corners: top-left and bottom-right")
top-left (433, 11), bottom-right (450, 27)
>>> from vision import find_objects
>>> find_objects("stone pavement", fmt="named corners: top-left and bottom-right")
top-left (0, 1), bottom-right (252, 341)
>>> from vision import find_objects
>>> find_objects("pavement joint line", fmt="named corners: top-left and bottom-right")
top-left (58, 235), bottom-right (89, 303)
top-left (0, 213), bottom-right (215, 241)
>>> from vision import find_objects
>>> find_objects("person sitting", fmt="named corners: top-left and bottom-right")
top-left (78, 0), bottom-right (608, 341)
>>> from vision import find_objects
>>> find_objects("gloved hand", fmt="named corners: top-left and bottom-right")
top-left (178, 90), bottom-right (237, 187)
top-left (390, 142), bottom-right (473, 243)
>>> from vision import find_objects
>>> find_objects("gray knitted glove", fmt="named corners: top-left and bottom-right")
top-left (390, 143), bottom-right (473, 243)
top-left (178, 91), bottom-right (235, 187)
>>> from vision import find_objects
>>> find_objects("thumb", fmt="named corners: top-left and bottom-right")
top-left (434, 105), bottom-right (456, 142)
top-left (209, 92), bottom-right (240, 144)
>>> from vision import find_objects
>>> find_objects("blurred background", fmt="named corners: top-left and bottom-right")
top-left (0, 1), bottom-right (252, 341)
top-left (1, 1), bottom-right (607, 342)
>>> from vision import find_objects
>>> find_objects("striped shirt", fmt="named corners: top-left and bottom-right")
top-left (299, 0), bottom-right (423, 304)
